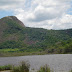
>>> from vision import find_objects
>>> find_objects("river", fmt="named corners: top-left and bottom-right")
top-left (0, 54), bottom-right (72, 72)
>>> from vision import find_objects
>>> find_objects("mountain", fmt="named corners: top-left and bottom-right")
top-left (0, 16), bottom-right (72, 55)
top-left (0, 16), bottom-right (25, 42)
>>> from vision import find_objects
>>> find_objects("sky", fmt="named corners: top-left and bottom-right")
top-left (0, 0), bottom-right (72, 30)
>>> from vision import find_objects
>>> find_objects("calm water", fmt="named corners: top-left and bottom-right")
top-left (0, 54), bottom-right (72, 72)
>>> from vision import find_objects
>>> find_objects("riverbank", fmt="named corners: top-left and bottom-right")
top-left (0, 51), bottom-right (72, 57)
top-left (0, 51), bottom-right (48, 57)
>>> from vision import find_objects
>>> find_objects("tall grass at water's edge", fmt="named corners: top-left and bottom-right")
top-left (0, 65), bottom-right (12, 71)
top-left (70, 70), bottom-right (72, 72)
top-left (0, 61), bottom-right (72, 72)
top-left (0, 62), bottom-right (52, 72)
top-left (11, 61), bottom-right (30, 72)
top-left (37, 65), bottom-right (53, 72)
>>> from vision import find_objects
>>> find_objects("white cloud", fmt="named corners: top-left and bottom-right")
top-left (0, 0), bottom-right (72, 29)
top-left (61, 14), bottom-right (72, 24)
top-left (27, 4), bottom-right (64, 22)
top-left (0, 0), bottom-right (25, 10)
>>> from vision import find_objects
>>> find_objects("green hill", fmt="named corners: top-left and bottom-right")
top-left (0, 16), bottom-right (72, 56)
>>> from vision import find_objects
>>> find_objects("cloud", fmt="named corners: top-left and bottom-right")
top-left (49, 14), bottom-right (72, 29)
top-left (0, 0), bottom-right (25, 10)
top-left (27, 5), bottom-right (64, 22)
top-left (0, 0), bottom-right (72, 29)
top-left (27, 0), bottom-right (70, 22)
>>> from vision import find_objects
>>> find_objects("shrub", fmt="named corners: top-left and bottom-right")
top-left (37, 65), bottom-right (53, 72)
top-left (12, 61), bottom-right (30, 72)
top-left (0, 65), bottom-right (12, 71)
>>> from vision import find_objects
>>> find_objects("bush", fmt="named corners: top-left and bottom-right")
top-left (0, 65), bottom-right (12, 71)
top-left (37, 65), bottom-right (53, 72)
top-left (12, 61), bottom-right (30, 72)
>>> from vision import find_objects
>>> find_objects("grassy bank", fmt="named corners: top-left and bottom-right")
top-left (0, 51), bottom-right (47, 57)
top-left (0, 48), bottom-right (72, 57)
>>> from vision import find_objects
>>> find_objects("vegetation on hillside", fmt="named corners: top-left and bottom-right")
top-left (0, 16), bottom-right (72, 56)
top-left (46, 39), bottom-right (72, 54)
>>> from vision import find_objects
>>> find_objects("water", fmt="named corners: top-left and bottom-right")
top-left (0, 54), bottom-right (72, 72)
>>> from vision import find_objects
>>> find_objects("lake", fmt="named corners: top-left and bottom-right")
top-left (0, 54), bottom-right (72, 72)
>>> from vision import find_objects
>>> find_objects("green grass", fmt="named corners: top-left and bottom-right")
top-left (69, 70), bottom-right (72, 72)
top-left (0, 51), bottom-right (46, 57)
top-left (37, 65), bottom-right (53, 72)
top-left (0, 62), bottom-right (71, 72)
top-left (0, 65), bottom-right (12, 71)
top-left (0, 48), bottom-right (19, 52)
top-left (11, 61), bottom-right (30, 72)
top-left (0, 61), bottom-right (30, 72)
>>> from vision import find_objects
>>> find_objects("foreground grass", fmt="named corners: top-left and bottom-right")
top-left (37, 65), bottom-right (53, 72)
top-left (0, 62), bottom-right (52, 72)
top-left (11, 61), bottom-right (30, 72)
top-left (70, 70), bottom-right (72, 72)
top-left (0, 61), bottom-right (30, 72)
top-left (0, 62), bottom-right (72, 72)
top-left (0, 65), bottom-right (12, 71)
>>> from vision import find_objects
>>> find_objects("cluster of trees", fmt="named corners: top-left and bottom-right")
top-left (46, 39), bottom-right (72, 54)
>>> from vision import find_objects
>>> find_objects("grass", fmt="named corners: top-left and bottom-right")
top-left (11, 61), bottom-right (30, 72)
top-left (0, 48), bottom-right (19, 52)
top-left (0, 51), bottom-right (46, 57)
top-left (70, 70), bottom-right (72, 72)
top-left (0, 65), bottom-right (12, 71)
top-left (37, 65), bottom-right (53, 72)
top-left (0, 62), bottom-right (71, 72)
top-left (0, 61), bottom-right (30, 72)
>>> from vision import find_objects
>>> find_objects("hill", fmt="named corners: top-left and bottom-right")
top-left (0, 16), bottom-right (72, 56)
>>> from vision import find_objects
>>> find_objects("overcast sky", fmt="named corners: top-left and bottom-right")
top-left (0, 0), bottom-right (72, 30)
